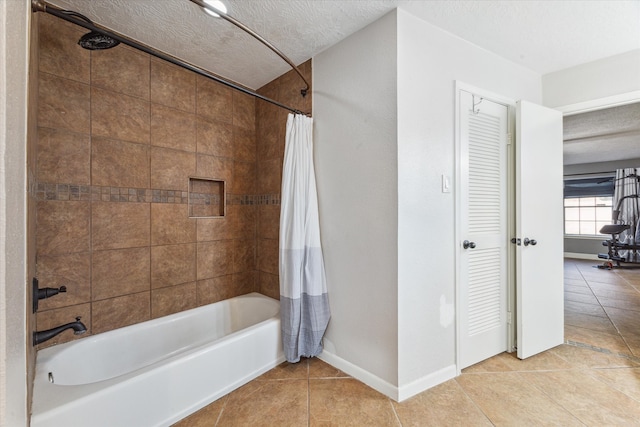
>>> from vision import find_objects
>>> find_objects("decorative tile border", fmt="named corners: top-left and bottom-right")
top-left (35, 182), bottom-right (281, 206)
top-left (228, 194), bottom-right (281, 206)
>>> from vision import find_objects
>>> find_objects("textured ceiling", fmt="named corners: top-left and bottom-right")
top-left (45, 0), bottom-right (394, 89)
top-left (45, 0), bottom-right (640, 90)
top-left (44, 0), bottom-right (639, 166)
top-left (563, 103), bottom-right (640, 165)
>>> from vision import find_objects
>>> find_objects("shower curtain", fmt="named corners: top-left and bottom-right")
top-left (613, 168), bottom-right (640, 261)
top-left (279, 113), bottom-right (330, 363)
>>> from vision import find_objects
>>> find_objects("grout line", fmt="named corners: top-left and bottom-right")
top-left (618, 337), bottom-right (640, 364)
top-left (581, 368), bottom-right (640, 405)
top-left (453, 378), bottom-right (496, 426)
top-left (515, 370), bottom-right (588, 426)
top-left (572, 262), bottom-right (638, 357)
top-left (307, 358), bottom-right (311, 427)
top-left (564, 340), bottom-right (640, 363)
top-left (88, 47), bottom-right (94, 337)
top-left (388, 397), bottom-right (403, 426)
top-left (306, 386), bottom-right (310, 425)
top-left (566, 260), bottom-right (640, 361)
top-left (148, 53), bottom-right (153, 321)
top-left (213, 394), bottom-right (229, 427)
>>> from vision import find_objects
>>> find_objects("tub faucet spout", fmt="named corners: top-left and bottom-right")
top-left (34, 317), bottom-right (87, 346)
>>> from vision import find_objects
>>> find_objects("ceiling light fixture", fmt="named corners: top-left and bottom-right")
top-left (202, 0), bottom-right (227, 18)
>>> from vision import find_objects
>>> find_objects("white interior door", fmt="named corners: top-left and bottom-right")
top-left (458, 90), bottom-right (509, 369)
top-left (515, 100), bottom-right (564, 359)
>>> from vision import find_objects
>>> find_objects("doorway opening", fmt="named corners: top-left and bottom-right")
top-left (561, 97), bottom-right (640, 358)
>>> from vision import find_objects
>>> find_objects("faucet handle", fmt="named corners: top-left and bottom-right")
top-left (75, 316), bottom-right (82, 322)
top-left (37, 285), bottom-right (68, 300)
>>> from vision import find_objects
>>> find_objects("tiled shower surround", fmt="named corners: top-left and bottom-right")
top-left (34, 14), bottom-right (311, 348)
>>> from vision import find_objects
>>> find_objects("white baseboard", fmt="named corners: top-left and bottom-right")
top-left (318, 351), bottom-right (399, 400)
top-left (397, 364), bottom-right (457, 402)
top-left (318, 351), bottom-right (456, 402)
top-left (564, 252), bottom-right (600, 261)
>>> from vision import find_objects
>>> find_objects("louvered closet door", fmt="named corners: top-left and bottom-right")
top-left (459, 90), bottom-right (508, 369)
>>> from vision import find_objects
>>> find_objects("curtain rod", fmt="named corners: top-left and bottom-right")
top-left (188, 0), bottom-right (310, 98)
top-left (31, 0), bottom-right (309, 116)
top-left (564, 172), bottom-right (616, 178)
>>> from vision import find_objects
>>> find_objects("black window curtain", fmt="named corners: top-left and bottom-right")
top-left (564, 176), bottom-right (615, 198)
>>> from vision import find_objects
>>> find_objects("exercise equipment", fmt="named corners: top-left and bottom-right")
top-left (597, 178), bottom-right (640, 268)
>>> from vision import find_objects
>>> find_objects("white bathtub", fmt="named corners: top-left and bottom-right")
top-left (31, 292), bottom-right (284, 427)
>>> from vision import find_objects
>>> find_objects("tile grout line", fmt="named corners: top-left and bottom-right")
top-left (575, 262), bottom-right (638, 357)
top-left (512, 370), bottom-right (588, 426)
top-left (194, 75), bottom-right (201, 310)
top-left (213, 394), bottom-right (229, 427)
top-left (578, 363), bottom-right (640, 405)
top-left (453, 377), bottom-right (497, 426)
top-left (564, 340), bottom-right (640, 363)
top-left (148, 53), bottom-right (153, 320)
top-left (387, 396), bottom-right (403, 426)
top-left (307, 358), bottom-right (310, 427)
top-left (573, 262), bottom-right (635, 355)
top-left (617, 332), bottom-right (640, 361)
top-left (88, 47), bottom-right (94, 338)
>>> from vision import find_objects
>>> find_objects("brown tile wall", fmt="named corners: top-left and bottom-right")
top-left (255, 62), bottom-right (312, 299)
top-left (34, 14), bottom-right (311, 349)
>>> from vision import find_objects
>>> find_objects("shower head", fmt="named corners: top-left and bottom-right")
top-left (78, 31), bottom-right (120, 50)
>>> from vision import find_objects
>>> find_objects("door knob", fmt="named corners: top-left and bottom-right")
top-left (523, 238), bottom-right (537, 246)
top-left (463, 240), bottom-right (476, 249)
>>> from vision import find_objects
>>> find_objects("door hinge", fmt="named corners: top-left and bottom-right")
top-left (507, 311), bottom-right (512, 325)
top-left (507, 132), bottom-right (513, 145)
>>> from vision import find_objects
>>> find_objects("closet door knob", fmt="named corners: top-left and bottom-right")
top-left (463, 240), bottom-right (476, 249)
top-left (523, 238), bottom-right (537, 246)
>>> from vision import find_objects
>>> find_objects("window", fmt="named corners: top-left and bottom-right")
top-left (564, 196), bottom-right (612, 235)
top-left (564, 175), bottom-right (614, 236)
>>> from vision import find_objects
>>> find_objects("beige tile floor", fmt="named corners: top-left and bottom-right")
top-left (175, 258), bottom-right (640, 426)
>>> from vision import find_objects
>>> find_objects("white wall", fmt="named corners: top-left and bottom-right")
top-left (0, 0), bottom-right (30, 425)
top-left (543, 49), bottom-right (640, 108)
top-left (315, 7), bottom-right (543, 399)
top-left (395, 9), bottom-right (541, 391)
top-left (313, 11), bottom-right (399, 389)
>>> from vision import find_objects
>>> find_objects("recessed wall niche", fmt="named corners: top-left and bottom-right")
top-left (188, 177), bottom-right (225, 218)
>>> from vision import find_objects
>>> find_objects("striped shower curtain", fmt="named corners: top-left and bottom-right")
top-left (279, 113), bottom-right (330, 363)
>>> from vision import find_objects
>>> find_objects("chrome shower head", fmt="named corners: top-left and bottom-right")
top-left (78, 31), bottom-right (120, 50)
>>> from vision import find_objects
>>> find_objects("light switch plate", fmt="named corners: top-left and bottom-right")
top-left (442, 174), bottom-right (451, 193)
